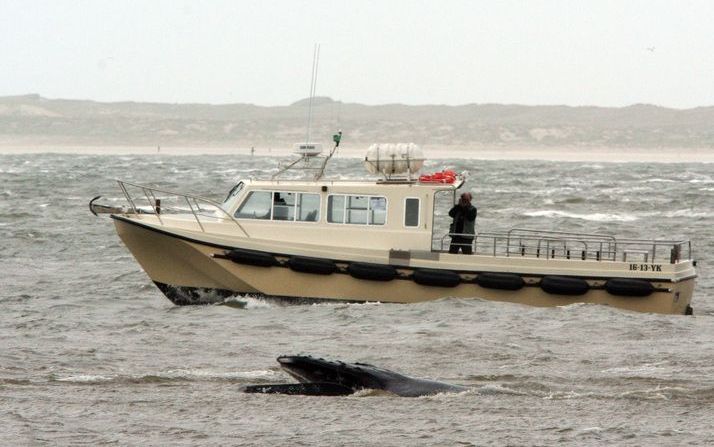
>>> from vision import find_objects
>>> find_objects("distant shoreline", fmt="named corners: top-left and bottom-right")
top-left (1, 144), bottom-right (713, 163)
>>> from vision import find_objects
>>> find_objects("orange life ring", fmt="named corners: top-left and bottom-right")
top-left (419, 170), bottom-right (457, 184)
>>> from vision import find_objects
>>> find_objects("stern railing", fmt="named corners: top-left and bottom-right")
top-left (437, 227), bottom-right (690, 264)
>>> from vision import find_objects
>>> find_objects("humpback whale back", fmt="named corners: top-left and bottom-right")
top-left (384, 376), bottom-right (467, 397)
top-left (242, 355), bottom-right (468, 397)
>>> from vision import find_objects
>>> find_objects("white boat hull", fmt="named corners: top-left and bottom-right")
top-left (113, 215), bottom-right (696, 314)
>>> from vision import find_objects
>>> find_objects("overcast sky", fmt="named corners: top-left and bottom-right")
top-left (2, 0), bottom-right (713, 107)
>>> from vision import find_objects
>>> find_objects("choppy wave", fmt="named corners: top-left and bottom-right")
top-left (663, 209), bottom-right (714, 218)
top-left (601, 363), bottom-right (669, 377)
top-left (523, 210), bottom-right (639, 222)
top-left (643, 178), bottom-right (677, 183)
top-left (53, 369), bottom-right (279, 384)
top-left (2, 153), bottom-right (713, 446)
top-left (476, 383), bottom-right (527, 396)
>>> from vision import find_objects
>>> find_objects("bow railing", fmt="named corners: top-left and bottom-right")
top-left (116, 180), bottom-right (249, 237)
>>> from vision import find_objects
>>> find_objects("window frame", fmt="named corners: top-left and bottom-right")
top-left (327, 193), bottom-right (388, 226)
top-left (234, 190), bottom-right (321, 223)
top-left (271, 191), bottom-right (296, 221)
top-left (295, 192), bottom-right (321, 223)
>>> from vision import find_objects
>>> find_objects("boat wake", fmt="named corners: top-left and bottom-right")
top-left (220, 295), bottom-right (277, 309)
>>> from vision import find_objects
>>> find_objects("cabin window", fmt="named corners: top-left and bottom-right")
top-left (297, 193), bottom-right (320, 222)
top-left (327, 195), bottom-right (346, 223)
top-left (235, 191), bottom-right (272, 219)
top-left (370, 197), bottom-right (387, 225)
top-left (404, 198), bottom-right (420, 227)
top-left (327, 194), bottom-right (387, 225)
top-left (347, 195), bottom-right (369, 224)
top-left (272, 192), bottom-right (296, 221)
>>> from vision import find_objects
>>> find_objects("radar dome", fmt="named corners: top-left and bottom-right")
top-left (293, 143), bottom-right (323, 156)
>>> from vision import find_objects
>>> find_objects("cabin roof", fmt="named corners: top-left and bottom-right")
top-left (243, 178), bottom-right (461, 191)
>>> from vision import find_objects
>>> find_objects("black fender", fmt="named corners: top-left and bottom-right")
top-left (540, 275), bottom-right (589, 295)
top-left (412, 269), bottom-right (461, 288)
top-left (288, 256), bottom-right (337, 275)
top-left (225, 248), bottom-right (278, 267)
top-left (605, 278), bottom-right (654, 297)
top-left (347, 263), bottom-right (397, 281)
top-left (476, 272), bottom-right (524, 291)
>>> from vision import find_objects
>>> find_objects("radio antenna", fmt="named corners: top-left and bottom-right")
top-left (305, 43), bottom-right (320, 143)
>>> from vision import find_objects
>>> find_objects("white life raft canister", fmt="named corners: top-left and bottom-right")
top-left (364, 143), bottom-right (425, 175)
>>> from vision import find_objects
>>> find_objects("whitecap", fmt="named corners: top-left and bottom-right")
top-left (601, 361), bottom-right (669, 376)
top-left (523, 210), bottom-right (638, 222)
top-left (55, 369), bottom-right (278, 383)
top-left (643, 178), bottom-right (676, 183)
top-left (664, 209), bottom-right (713, 218)
top-left (55, 374), bottom-right (114, 383)
top-left (543, 390), bottom-right (595, 400)
top-left (477, 383), bottom-right (525, 396)
top-left (161, 369), bottom-right (278, 380)
top-left (617, 386), bottom-right (683, 401)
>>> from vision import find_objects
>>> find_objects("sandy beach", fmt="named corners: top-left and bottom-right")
top-left (1, 144), bottom-right (712, 163)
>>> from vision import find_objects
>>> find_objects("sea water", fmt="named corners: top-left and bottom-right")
top-left (1, 153), bottom-right (713, 446)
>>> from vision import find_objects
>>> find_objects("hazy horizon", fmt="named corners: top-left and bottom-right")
top-left (3, 0), bottom-right (714, 108)
top-left (4, 93), bottom-right (714, 110)
top-left (5, 92), bottom-right (714, 110)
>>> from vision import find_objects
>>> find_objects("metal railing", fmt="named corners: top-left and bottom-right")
top-left (116, 180), bottom-right (249, 237)
top-left (437, 227), bottom-right (691, 264)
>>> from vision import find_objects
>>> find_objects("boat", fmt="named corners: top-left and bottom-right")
top-left (89, 136), bottom-right (697, 315)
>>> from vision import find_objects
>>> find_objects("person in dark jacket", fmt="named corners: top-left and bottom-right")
top-left (448, 192), bottom-right (477, 254)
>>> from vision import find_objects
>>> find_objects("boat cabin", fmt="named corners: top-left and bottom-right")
top-left (221, 179), bottom-right (460, 251)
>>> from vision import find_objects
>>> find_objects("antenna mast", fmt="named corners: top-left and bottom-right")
top-left (305, 43), bottom-right (320, 143)
top-left (273, 43), bottom-right (341, 180)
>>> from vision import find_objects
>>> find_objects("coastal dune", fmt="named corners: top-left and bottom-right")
top-left (1, 94), bottom-right (713, 162)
